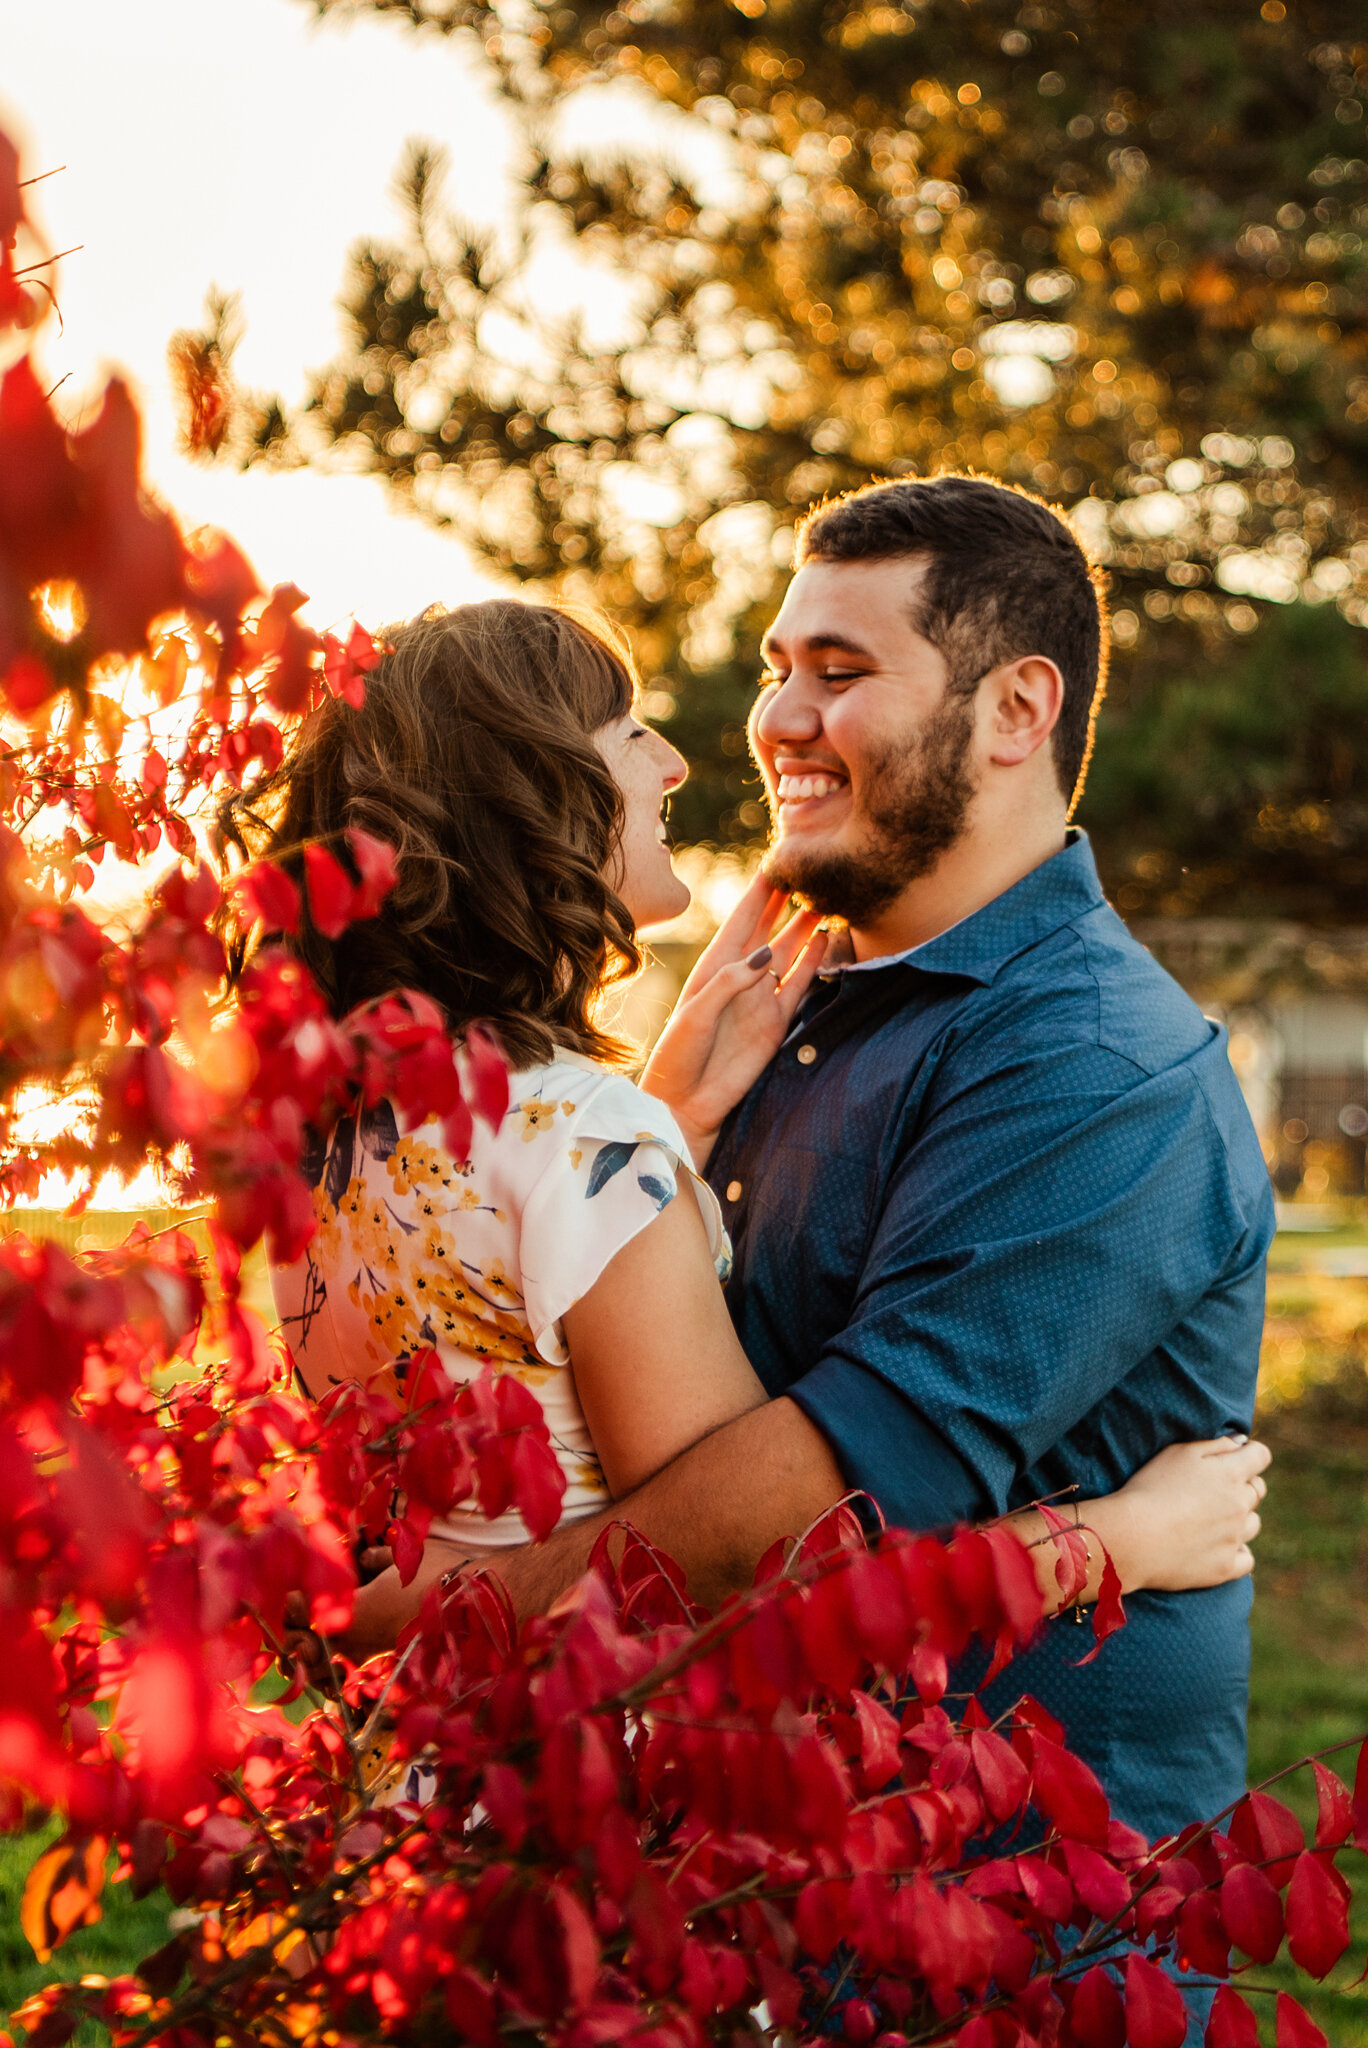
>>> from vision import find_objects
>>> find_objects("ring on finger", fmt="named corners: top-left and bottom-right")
top-left (768, 968), bottom-right (782, 984)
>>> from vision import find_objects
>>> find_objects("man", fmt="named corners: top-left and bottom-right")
top-left (483, 473), bottom-right (1274, 1849)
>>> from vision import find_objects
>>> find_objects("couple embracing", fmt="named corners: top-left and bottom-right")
top-left (253, 472), bottom-right (1271, 1864)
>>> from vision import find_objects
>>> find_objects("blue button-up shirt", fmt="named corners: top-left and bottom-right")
top-left (708, 833), bottom-right (1273, 1841)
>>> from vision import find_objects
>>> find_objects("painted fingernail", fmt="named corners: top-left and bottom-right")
top-left (747, 945), bottom-right (773, 969)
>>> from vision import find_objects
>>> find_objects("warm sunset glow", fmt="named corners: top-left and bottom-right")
top-left (3, 0), bottom-right (513, 632)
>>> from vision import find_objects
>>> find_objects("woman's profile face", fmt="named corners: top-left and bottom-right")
top-left (596, 711), bottom-right (691, 929)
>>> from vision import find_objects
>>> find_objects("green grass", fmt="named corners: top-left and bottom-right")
top-left (1242, 1386), bottom-right (1368, 2042)
top-left (0, 1820), bottom-right (171, 2042)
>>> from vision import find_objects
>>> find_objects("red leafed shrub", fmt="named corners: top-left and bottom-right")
top-left (0, 121), bottom-right (1360, 2048)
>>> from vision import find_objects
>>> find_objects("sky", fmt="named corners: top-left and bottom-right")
top-left (2, 0), bottom-right (522, 633)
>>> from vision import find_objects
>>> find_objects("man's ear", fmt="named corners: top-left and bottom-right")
top-left (983, 655), bottom-right (1064, 768)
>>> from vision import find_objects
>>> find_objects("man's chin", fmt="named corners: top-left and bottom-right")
top-left (762, 836), bottom-right (904, 924)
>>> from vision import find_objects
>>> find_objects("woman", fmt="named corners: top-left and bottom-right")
top-left (225, 599), bottom-right (1267, 1649)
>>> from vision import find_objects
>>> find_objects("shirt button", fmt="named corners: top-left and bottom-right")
top-left (796, 1044), bottom-right (818, 1066)
top-left (725, 1180), bottom-right (743, 1202)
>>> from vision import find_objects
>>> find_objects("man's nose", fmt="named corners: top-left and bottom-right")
top-left (753, 672), bottom-right (823, 752)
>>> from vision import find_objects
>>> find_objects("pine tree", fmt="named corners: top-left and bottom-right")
top-left (207, 0), bottom-right (1368, 909)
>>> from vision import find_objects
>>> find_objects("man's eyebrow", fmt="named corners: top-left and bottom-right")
top-left (759, 631), bottom-right (876, 660)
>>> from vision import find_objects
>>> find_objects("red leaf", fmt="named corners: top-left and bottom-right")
top-left (1229, 1791), bottom-right (1303, 1885)
top-left (1285, 1850), bottom-right (1349, 1979)
top-left (1061, 1839), bottom-right (1132, 1919)
top-left (548, 1881), bottom-right (599, 2013)
top-left (1015, 1694), bottom-right (1066, 1743)
top-left (4, 652), bottom-right (56, 714)
top-left (1206, 1984), bottom-right (1259, 2048)
top-left (980, 1519), bottom-right (1045, 1642)
top-left (465, 1023), bottom-right (510, 1130)
top-left (68, 378), bottom-right (188, 654)
top-left (346, 828), bottom-right (398, 919)
top-left (445, 1967), bottom-right (497, 2047)
top-left (1074, 1548), bottom-right (1126, 1666)
top-left (1037, 1500), bottom-right (1089, 1604)
top-left (1018, 1853), bottom-right (1074, 1924)
top-left (389, 1503), bottom-right (432, 1586)
top-left (508, 1428), bottom-right (566, 1544)
top-left (852, 1689), bottom-right (901, 1790)
top-left (233, 860), bottom-right (300, 936)
top-left (1312, 1760), bottom-right (1354, 1849)
top-left (625, 1868), bottom-right (685, 1995)
top-left (841, 1997), bottom-right (876, 2044)
top-left (184, 528), bottom-right (260, 635)
top-left (1352, 1737), bottom-right (1368, 1852)
top-left (1176, 1888), bottom-right (1229, 1977)
top-left (303, 842), bottom-right (354, 939)
top-left (346, 618), bottom-right (380, 665)
top-left (1069, 1963), bottom-right (1125, 2047)
top-left (757, 1953), bottom-right (803, 2028)
top-left (909, 1640), bottom-right (947, 1703)
top-left (1275, 1993), bottom-right (1328, 2048)
top-left (441, 1092), bottom-right (475, 1166)
top-left (1122, 1952), bottom-right (1187, 2048)
top-left (1031, 1733), bottom-right (1110, 1846)
top-left (795, 1880), bottom-right (845, 1965)
top-left (1221, 1860), bottom-right (1284, 1964)
top-left (0, 357), bottom-right (82, 584)
top-left (970, 1728), bottom-right (1030, 1823)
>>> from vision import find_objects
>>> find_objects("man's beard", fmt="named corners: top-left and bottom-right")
top-left (762, 691), bottom-right (978, 925)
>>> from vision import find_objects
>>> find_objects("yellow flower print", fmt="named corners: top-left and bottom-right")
top-left (432, 1300), bottom-right (536, 1365)
top-left (569, 1147), bottom-right (583, 1171)
top-left (387, 1137), bottom-right (471, 1198)
top-left (338, 1179), bottom-right (396, 1270)
top-left (482, 1258), bottom-right (519, 1302)
top-left (367, 1283), bottom-right (420, 1358)
top-left (516, 1098), bottom-right (561, 1141)
top-left (352, 1194), bottom-right (407, 1277)
top-left (311, 1183), bottom-right (343, 1266)
top-left (418, 1221), bottom-right (457, 1270)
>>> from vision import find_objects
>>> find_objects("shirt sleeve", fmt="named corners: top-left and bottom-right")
top-left (788, 1034), bottom-right (1260, 1531)
top-left (519, 1076), bottom-right (729, 1365)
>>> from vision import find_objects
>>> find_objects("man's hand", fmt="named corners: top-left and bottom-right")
top-left (641, 874), bottom-right (827, 1166)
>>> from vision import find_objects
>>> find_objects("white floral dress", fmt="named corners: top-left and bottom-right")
top-left (270, 1051), bottom-right (730, 1550)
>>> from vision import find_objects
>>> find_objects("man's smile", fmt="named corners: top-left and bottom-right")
top-left (773, 758), bottom-right (849, 821)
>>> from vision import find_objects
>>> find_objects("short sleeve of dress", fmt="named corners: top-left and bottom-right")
top-left (517, 1071), bottom-right (730, 1365)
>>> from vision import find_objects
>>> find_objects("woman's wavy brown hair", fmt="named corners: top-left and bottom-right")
top-left (218, 599), bottom-right (643, 1068)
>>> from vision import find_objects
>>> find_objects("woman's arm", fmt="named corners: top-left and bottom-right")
top-left (562, 1180), bottom-right (767, 1496)
top-left (1007, 1436), bottom-right (1270, 1616)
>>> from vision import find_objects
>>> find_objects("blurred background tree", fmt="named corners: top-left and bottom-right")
top-left (189, 0), bottom-right (1368, 916)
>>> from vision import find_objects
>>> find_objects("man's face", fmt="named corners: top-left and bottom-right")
top-left (750, 557), bottom-right (980, 924)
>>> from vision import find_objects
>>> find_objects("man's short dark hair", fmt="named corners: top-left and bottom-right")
top-left (794, 473), bottom-right (1107, 809)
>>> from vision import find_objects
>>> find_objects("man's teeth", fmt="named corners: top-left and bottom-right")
top-left (777, 773), bottom-right (845, 803)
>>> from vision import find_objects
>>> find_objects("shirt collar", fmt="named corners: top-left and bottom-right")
top-left (821, 830), bottom-right (1105, 989)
